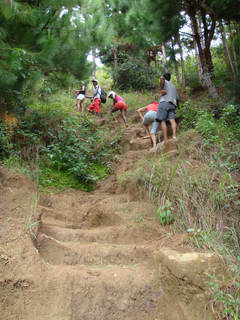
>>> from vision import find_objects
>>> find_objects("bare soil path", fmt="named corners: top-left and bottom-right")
top-left (0, 122), bottom-right (224, 320)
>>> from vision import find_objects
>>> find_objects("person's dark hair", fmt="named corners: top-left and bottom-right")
top-left (163, 72), bottom-right (171, 81)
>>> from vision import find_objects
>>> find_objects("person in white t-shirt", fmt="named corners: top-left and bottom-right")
top-left (86, 79), bottom-right (102, 114)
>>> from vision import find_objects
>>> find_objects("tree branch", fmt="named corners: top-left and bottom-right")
top-left (206, 14), bottom-right (216, 49)
top-left (179, 31), bottom-right (194, 38)
top-left (41, 9), bottom-right (57, 31)
top-left (200, 8), bottom-right (209, 44)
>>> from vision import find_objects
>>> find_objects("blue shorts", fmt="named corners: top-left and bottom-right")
top-left (156, 101), bottom-right (176, 121)
top-left (143, 111), bottom-right (157, 126)
top-left (150, 102), bottom-right (176, 134)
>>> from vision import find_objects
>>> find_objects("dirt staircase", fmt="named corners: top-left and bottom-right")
top-left (37, 188), bottom-right (166, 319)
top-left (31, 125), bottom-right (220, 320)
top-left (0, 121), bottom-right (228, 320)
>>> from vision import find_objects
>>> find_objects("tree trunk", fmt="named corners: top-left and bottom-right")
top-left (194, 39), bottom-right (203, 83)
top-left (176, 34), bottom-right (186, 88)
top-left (203, 47), bottom-right (214, 74)
top-left (161, 44), bottom-right (167, 71)
top-left (112, 47), bottom-right (118, 70)
top-left (171, 39), bottom-right (180, 84)
top-left (185, 0), bottom-right (218, 98)
top-left (174, 62), bottom-right (180, 84)
top-left (228, 23), bottom-right (239, 77)
top-left (219, 21), bottom-right (237, 79)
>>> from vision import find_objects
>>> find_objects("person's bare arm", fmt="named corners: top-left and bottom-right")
top-left (160, 76), bottom-right (165, 89)
top-left (136, 106), bottom-right (147, 121)
top-left (109, 102), bottom-right (115, 114)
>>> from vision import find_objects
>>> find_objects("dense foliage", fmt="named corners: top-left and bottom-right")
top-left (112, 56), bottom-right (158, 90)
top-left (0, 100), bottom-right (120, 189)
top-left (0, 0), bottom-right (107, 109)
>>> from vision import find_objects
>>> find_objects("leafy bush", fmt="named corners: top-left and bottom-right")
top-left (184, 55), bottom-right (201, 89)
top-left (155, 200), bottom-right (175, 225)
top-left (45, 115), bottom-right (114, 183)
top-left (0, 121), bottom-right (11, 157)
top-left (0, 105), bottom-right (120, 189)
top-left (221, 104), bottom-right (240, 140)
top-left (193, 107), bottom-right (240, 172)
top-left (195, 111), bottom-right (222, 143)
top-left (177, 100), bottom-right (200, 130)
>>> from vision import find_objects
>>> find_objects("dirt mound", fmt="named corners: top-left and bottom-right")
top-left (0, 167), bottom-right (37, 244)
top-left (0, 121), bottom-right (227, 320)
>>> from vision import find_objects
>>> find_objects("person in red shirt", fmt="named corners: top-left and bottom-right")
top-left (108, 91), bottom-right (128, 127)
top-left (137, 101), bottom-right (159, 146)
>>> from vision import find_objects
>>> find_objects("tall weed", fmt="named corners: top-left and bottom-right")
top-left (119, 127), bottom-right (240, 318)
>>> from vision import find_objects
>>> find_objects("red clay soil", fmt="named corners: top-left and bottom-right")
top-left (0, 123), bottom-right (226, 320)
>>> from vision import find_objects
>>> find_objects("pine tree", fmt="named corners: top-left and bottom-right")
top-left (0, 0), bottom-right (107, 109)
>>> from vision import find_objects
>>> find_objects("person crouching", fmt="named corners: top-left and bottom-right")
top-left (137, 101), bottom-right (159, 147)
top-left (108, 91), bottom-right (128, 127)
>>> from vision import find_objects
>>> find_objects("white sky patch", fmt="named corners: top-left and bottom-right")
top-left (87, 51), bottom-right (103, 67)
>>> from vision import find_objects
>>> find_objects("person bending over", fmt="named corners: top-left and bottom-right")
top-left (151, 72), bottom-right (179, 151)
top-left (136, 101), bottom-right (159, 146)
top-left (108, 91), bottom-right (128, 127)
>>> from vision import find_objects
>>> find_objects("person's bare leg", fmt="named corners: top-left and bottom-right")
top-left (149, 120), bottom-right (159, 151)
top-left (143, 125), bottom-right (152, 145)
top-left (76, 100), bottom-right (81, 112)
top-left (110, 110), bottom-right (118, 122)
top-left (169, 119), bottom-right (177, 139)
top-left (124, 110), bottom-right (128, 127)
top-left (143, 125), bottom-right (151, 140)
top-left (161, 121), bottom-right (168, 144)
top-left (143, 125), bottom-right (149, 136)
top-left (150, 134), bottom-right (157, 150)
top-left (80, 99), bottom-right (85, 112)
top-left (120, 110), bottom-right (128, 127)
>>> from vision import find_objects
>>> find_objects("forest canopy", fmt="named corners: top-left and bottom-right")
top-left (0, 0), bottom-right (240, 106)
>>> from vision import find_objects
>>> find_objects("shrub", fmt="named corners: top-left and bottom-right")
top-left (44, 115), bottom-right (114, 183)
top-left (193, 107), bottom-right (240, 172)
top-left (184, 55), bottom-right (201, 89)
top-left (195, 111), bottom-right (222, 144)
top-left (155, 200), bottom-right (175, 225)
top-left (177, 100), bottom-right (200, 130)
top-left (0, 104), bottom-right (120, 189)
